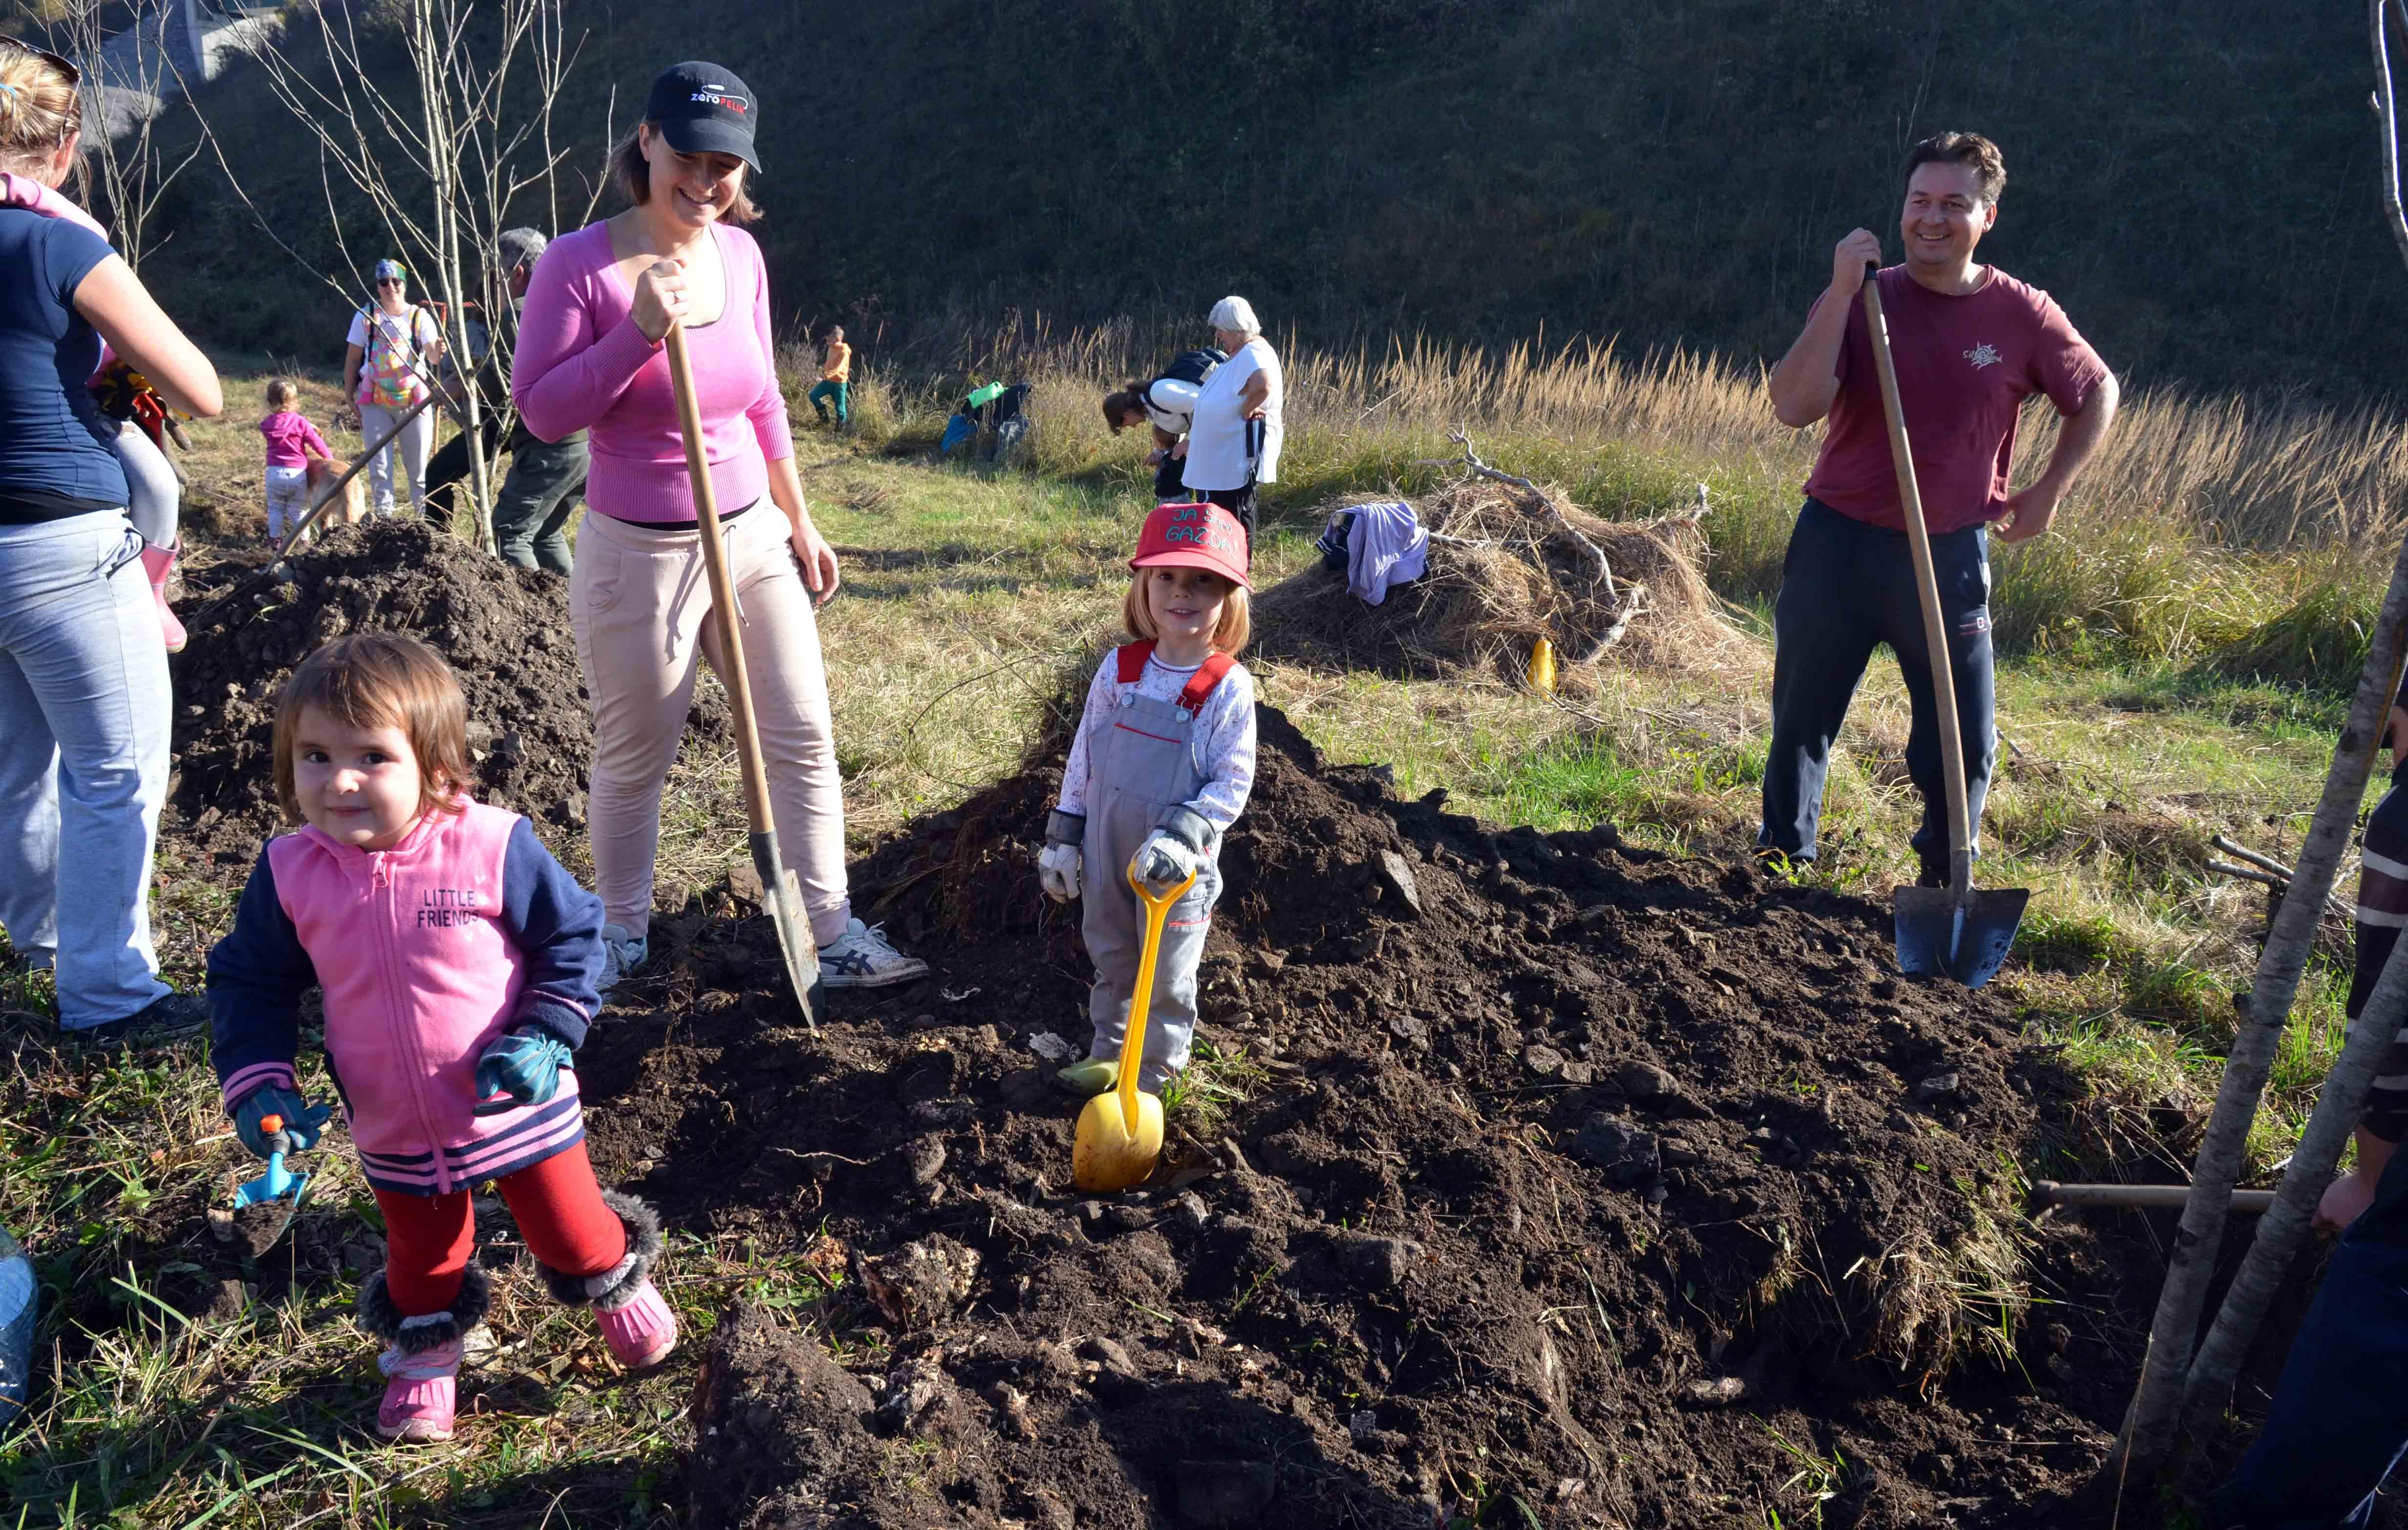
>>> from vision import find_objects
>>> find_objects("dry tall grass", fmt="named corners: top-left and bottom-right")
top-left (871, 313), bottom-right (2398, 689)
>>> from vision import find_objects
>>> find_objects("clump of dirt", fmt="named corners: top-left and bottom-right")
top-left (579, 701), bottom-right (2146, 1529)
top-left (165, 520), bottom-right (598, 855)
top-left (1250, 473), bottom-right (1759, 694)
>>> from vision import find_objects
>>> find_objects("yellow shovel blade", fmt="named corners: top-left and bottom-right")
top-left (1073, 1087), bottom-right (1165, 1193)
top-left (1068, 856), bottom-right (1192, 1193)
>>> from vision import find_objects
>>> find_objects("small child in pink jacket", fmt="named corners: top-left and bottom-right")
top-left (207, 633), bottom-right (675, 1444)
top-left (258, 378), bottom-right (334, 545)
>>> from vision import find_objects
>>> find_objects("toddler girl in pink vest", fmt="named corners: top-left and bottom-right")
top-left (207, 632), bottom-right (675, 1443)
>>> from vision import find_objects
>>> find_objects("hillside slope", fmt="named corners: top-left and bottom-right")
top-left (133, 0), bottom-right (2408, 400)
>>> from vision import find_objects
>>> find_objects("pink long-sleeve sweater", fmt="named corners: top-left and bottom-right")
top-left (510, 221), bottom-right (793, 524)
top-left (258, 410), bottom-right (333, 468)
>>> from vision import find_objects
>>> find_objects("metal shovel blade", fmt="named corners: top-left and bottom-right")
top-left (1893, 884), bottom-right (2030, 989)
top-left (754, 831), bottom-right (824, 1026)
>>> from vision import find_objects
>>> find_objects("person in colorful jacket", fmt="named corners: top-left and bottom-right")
top-left (342, 258), bottom-right (445, 519)
top-left (1038, 502), bottom-right (1258, 1097)
top-left (808, 324), bottom-right (850, 426)
top-left (206, 632), bottom-right (674, 1444)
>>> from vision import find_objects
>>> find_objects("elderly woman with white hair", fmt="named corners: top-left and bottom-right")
top-left (1179, 296), bottom-right (1282, 558)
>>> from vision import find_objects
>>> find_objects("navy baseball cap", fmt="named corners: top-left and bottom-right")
top-left (645, 62), bottom-right (760, 171)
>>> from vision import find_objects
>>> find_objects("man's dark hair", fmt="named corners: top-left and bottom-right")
top-left (1905, 132), bottom-right (2006, 204)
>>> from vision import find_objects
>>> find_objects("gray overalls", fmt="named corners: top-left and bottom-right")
top-left (1079, 645), bottom-right (1231, 1091)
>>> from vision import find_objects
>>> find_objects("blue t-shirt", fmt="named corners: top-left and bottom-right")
top-left (0, 209), bottom-right (127, 521)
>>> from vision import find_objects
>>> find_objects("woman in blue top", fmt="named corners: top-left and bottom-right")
top-left (0, 41), bottom-right (222, 1042)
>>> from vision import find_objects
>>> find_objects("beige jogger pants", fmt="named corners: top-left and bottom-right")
top-left (569, 504), bottom-right (850, 943)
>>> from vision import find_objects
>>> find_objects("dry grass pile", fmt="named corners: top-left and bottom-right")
top-left (1251, 469), bottom-right (1762, 692)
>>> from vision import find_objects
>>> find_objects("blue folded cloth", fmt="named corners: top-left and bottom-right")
top-left (1322, 502), bottom-right (1428, 606)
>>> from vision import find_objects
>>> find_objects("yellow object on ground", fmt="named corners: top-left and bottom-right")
top-left (1072, 859), bottom-right (1196, 1192)
top-left (1527, 636), bottom-right (1557, 693)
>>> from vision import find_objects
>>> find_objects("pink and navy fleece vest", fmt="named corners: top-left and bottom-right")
top-left (207, 799), bottom-right (606, 1196)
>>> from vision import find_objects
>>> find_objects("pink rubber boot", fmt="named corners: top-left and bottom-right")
top-left (541, 1191), bottom-right (678, 1371)
top-left (376, 1335), bottom-right (463, 1442)
top-left (597, 1279), bottom-right (679, 1371)
top-left (137, 543), bottom-right (184, 653)
top-left (357, 1264), bottom-right (487, 1445)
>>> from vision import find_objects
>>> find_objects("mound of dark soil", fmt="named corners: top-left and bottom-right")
top-left (165, 520), bottom-right (595, 854)
top-left (577, 704), bottom-right (2142, 1529)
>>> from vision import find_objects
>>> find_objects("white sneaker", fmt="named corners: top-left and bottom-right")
top-left (599, 923), bottom-right (648, 999)
top-left (817, 918), bottom-right (928, 988)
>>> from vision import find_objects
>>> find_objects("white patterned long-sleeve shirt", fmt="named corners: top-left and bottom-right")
top-left (1055, 651), bottom-right (1257, 834)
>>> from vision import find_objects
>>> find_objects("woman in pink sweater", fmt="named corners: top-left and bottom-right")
top-left (511, 61), bottom-right (923, 996)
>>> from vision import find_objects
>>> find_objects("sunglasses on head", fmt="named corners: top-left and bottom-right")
top-left (0, 36), bottom-right (82, 89)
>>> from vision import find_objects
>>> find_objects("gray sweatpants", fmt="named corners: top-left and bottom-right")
top-left (0, 513), bottom-right (172, 1026)
top-left (1079, 685), bottom-right (1223, 1091)
top-left (113, 420), bottom-right (179, 550)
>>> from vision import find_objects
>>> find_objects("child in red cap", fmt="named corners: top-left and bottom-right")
top-left (1039, 503), bottom-right (1258, 1096)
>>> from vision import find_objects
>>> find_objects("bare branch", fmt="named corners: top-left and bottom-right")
top-left (1447, 428), bottom-right (1617, 601)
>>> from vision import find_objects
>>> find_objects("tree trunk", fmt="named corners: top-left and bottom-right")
top-left (409, 0), bottom-right (494, 552)
top-left (2112, 529), bottom-right (2408, 1481)
top-left (2183, 863), bottom-right (2408, 1429)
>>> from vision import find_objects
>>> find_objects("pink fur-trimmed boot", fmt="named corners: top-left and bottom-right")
top-left (538, 1190), bottom-right (679, 1371)
top-left (357, 1263), bottom-right (488, 1443)
top-left (376, 1336), bottom-right (463, 1442)
top-left (596, 1279), bottom-right (678, 1370)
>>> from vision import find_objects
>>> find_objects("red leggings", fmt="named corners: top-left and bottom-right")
top-left (375, 1142), bottom-right (628, 1316)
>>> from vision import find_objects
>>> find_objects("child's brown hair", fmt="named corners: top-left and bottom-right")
top-left (272, 633), bottom-right (472, 824)
top-left (1121, 570), bottom-right (1251, 656)
top-left (264, 378), bottom-right (299, 411)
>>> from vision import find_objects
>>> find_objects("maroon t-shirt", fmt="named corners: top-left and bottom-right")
top-left (1802, 265), bottom-right (2108, 534)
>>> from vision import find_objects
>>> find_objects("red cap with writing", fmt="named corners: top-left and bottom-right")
top-left (1129, 502), bottom-right (1250, 590)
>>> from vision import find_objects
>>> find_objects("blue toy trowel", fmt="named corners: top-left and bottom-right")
top-left (231, 1113), bottom-right (312, 1246)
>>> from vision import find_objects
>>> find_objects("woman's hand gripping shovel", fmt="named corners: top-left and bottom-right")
top-left (665, 323), bottom-right (823, 1025)
top-left (1859, 264), bottom-right (2028, 987)
top-left (1072, 856), bottom-right (1199, 1192)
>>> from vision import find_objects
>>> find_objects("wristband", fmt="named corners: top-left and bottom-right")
top-left (1158, 806), bottom-right (1215, 855)
top-left (1045, 809), bottom-right (1087, 847)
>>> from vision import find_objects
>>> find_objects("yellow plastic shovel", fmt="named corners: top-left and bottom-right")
top-left (1072, 856), bottom-right (1198, 1192)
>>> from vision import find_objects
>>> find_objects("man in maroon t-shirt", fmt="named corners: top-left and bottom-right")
top-left (1758, 131), bottom-right (2119, 886)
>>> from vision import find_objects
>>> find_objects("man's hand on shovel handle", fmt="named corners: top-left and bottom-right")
top-left (1830, 229), bottom-right (1884, 296)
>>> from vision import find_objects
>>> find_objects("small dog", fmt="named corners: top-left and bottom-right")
top-left (306, 457), bottom-right (367, 528)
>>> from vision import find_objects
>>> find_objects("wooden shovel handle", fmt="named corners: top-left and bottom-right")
top-left (663, 324), bottom-right (777, 838)
top-left (1861, 268), bottom-right (1975, 896)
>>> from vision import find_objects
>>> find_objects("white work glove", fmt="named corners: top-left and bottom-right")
top-left (1038, 842), bottom-right (1082, 902)
top-left (1133, 829), bottom-right (1200, 890)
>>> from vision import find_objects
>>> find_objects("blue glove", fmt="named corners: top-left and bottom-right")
top-left (473, 1027), bottom-right (574, 1116)
top-left (231, 1086), bottom-right (332, 1160)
